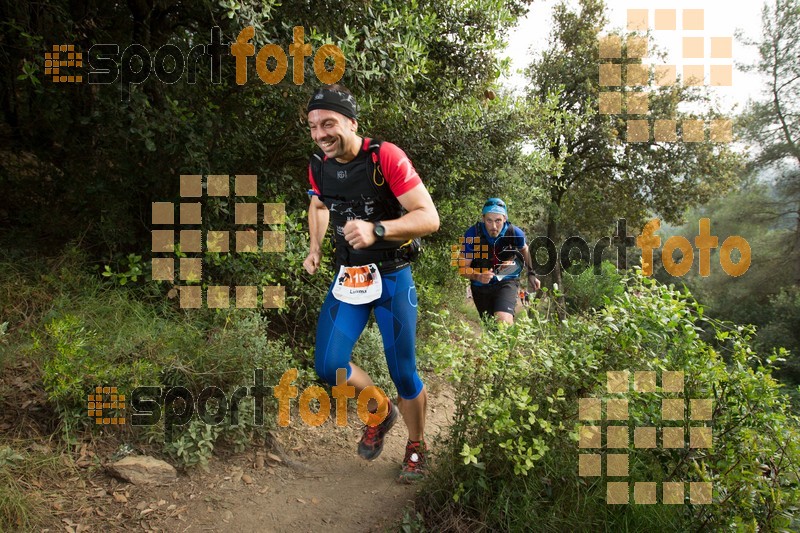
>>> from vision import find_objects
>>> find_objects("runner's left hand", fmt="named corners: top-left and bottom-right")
top-left (343, 220), bottom-right (377, 249)
top-left (528, 273), bottom-right (541, 291)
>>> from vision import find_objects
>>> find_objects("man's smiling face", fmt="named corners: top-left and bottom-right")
top-left (308, 109), bottom-right (359, 162)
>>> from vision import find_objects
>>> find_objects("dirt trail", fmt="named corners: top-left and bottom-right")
top-left (0, 367), bottom-right (456, 533)
top-left (135, 379), bottom-right (456, 533)
top-left (1, 301), bottom-right (480, 532)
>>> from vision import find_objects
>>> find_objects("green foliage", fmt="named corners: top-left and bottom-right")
top-left (149, 390), bottom-right (274, 469)
top-left (522, 0), bottom-right (741, 303)
top-left (20, 251), bottom-right (296, 462)
top-left (32, 293), bottom-right (175, 444)
top-left (32, 287), bottom-right (184, 410)
top-left (163, 419), bottom-right (221, 470)
top-left (663, 183), bottom-right (800, 391)
top-left (0, 6), bottom-right (538, 469)
top-left (561, 260), bottom-right (624, 314)
top-left (412, 242), bottom-right (464, 326)
top-left (739, 0), bottom-right (800, 169)
top-left (758, 287), bottom-right (800, 386)
top-left (101, 253), bottom-right (144, 286)
top-left (0, 446), bottom-right (23, 468)
top-left (38, 314), bottom-right (157, 410)
top-left (399, 507), bottom-right (427, 533)
top-left (144, 313), bottom-right (298, 467)
top-left (734, 0), bottom-right (800, 394)
top-left (0, 0), bottom-right (533, 262)
top-left (420, 272), bottom-right (800, 531)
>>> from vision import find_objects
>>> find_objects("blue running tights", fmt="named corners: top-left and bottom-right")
top-left (314, 266), bottom-right (424, 400)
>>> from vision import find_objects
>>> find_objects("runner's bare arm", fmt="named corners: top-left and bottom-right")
top-left (344, 183), bottom-right (439, 249)
top-left (304, 195), bottom-right (330, 274)
top-left (521, 245), bottom-right (533, 272)
top-left (389, 183), bottom-right (440, 239)
top-left (521, 244), bottom-right (541, 290)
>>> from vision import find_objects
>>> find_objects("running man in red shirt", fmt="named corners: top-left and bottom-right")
top-left (303, 85), bottom-right (439, 482)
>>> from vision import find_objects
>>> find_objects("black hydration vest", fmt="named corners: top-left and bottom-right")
top-left (310, 139), bottom-right (408, 269)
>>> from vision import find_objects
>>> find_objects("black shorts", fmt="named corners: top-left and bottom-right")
top-left (471, 280), bottom-right (519, 319)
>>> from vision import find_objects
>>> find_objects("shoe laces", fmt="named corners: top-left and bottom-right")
top-left (403, 441), bottom-right (425, 470)
top-left (362, 423), bottom-right (382, 445)
top-left (361, 404), bottom-right (392, 445)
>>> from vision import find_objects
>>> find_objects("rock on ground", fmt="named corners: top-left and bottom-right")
top-left (107, 455), bottom-right (177, 485)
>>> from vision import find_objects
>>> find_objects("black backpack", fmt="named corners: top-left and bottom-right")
top-left (309, 139), bottom-right (421, 262)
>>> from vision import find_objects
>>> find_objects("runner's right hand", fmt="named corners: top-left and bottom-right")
top-left (527, 272), bottom-right (541, 291)
top-left (303, 251), bottom-right (321, 275)
top-left (473, 269), bottom-right (495, 284)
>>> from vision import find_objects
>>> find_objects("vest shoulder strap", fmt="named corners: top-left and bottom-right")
top-left (310, 150), bottom-right (325, 196)
top-left (366, 139), bottom-right (386, 195)
top-left (309, 138), bottom-right (387, 200)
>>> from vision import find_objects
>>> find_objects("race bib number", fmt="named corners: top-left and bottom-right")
top-left (332, 264), bottom-right (382, 304)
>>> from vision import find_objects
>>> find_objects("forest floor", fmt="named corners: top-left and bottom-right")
top-left (1, 290), bottom-right (491, 532)
top-left (1, 362), bottom-right (456, 533)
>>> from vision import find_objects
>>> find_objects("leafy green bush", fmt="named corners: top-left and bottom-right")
top-left (163, 419), bottom-right (221, 470)
top-left (561, 260), bottom-right (624, 314)
top-left (101, 253), bottom-right (144, 286)
top-left (419, 273), bottom-right (800, 531)
top-left (27, 272), bottom-right (178, 440)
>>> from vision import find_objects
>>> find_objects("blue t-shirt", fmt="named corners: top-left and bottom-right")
top-left (462, 222), bottom-right (527, 286)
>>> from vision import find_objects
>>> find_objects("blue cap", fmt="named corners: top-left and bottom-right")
top-left (482, 197), bottom-right (507, 217)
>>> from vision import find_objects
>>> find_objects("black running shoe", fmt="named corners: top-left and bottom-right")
top-left (357, 402), bottom-right (397, 460)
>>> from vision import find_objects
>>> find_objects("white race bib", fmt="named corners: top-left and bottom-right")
top-left (332, 263), bottom-right (382, 304)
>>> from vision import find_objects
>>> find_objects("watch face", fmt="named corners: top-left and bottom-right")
top-left (374, 223), bottom-right (385, 238)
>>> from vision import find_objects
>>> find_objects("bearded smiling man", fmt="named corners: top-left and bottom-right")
top-left (302, 84), bottom-right (439, 482)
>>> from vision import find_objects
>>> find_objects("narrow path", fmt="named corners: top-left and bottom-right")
top-left (150, 379), bottom-right (455, 532)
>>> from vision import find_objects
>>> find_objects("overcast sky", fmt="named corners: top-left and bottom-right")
top-left (502, 0), bottom-right (769, 115)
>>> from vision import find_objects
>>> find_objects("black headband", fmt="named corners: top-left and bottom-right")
top-left (307, 88), bottom-right (358, 120)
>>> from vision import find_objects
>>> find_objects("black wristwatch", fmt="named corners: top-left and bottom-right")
top-left (373, 221), bottom-right (386, 241)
